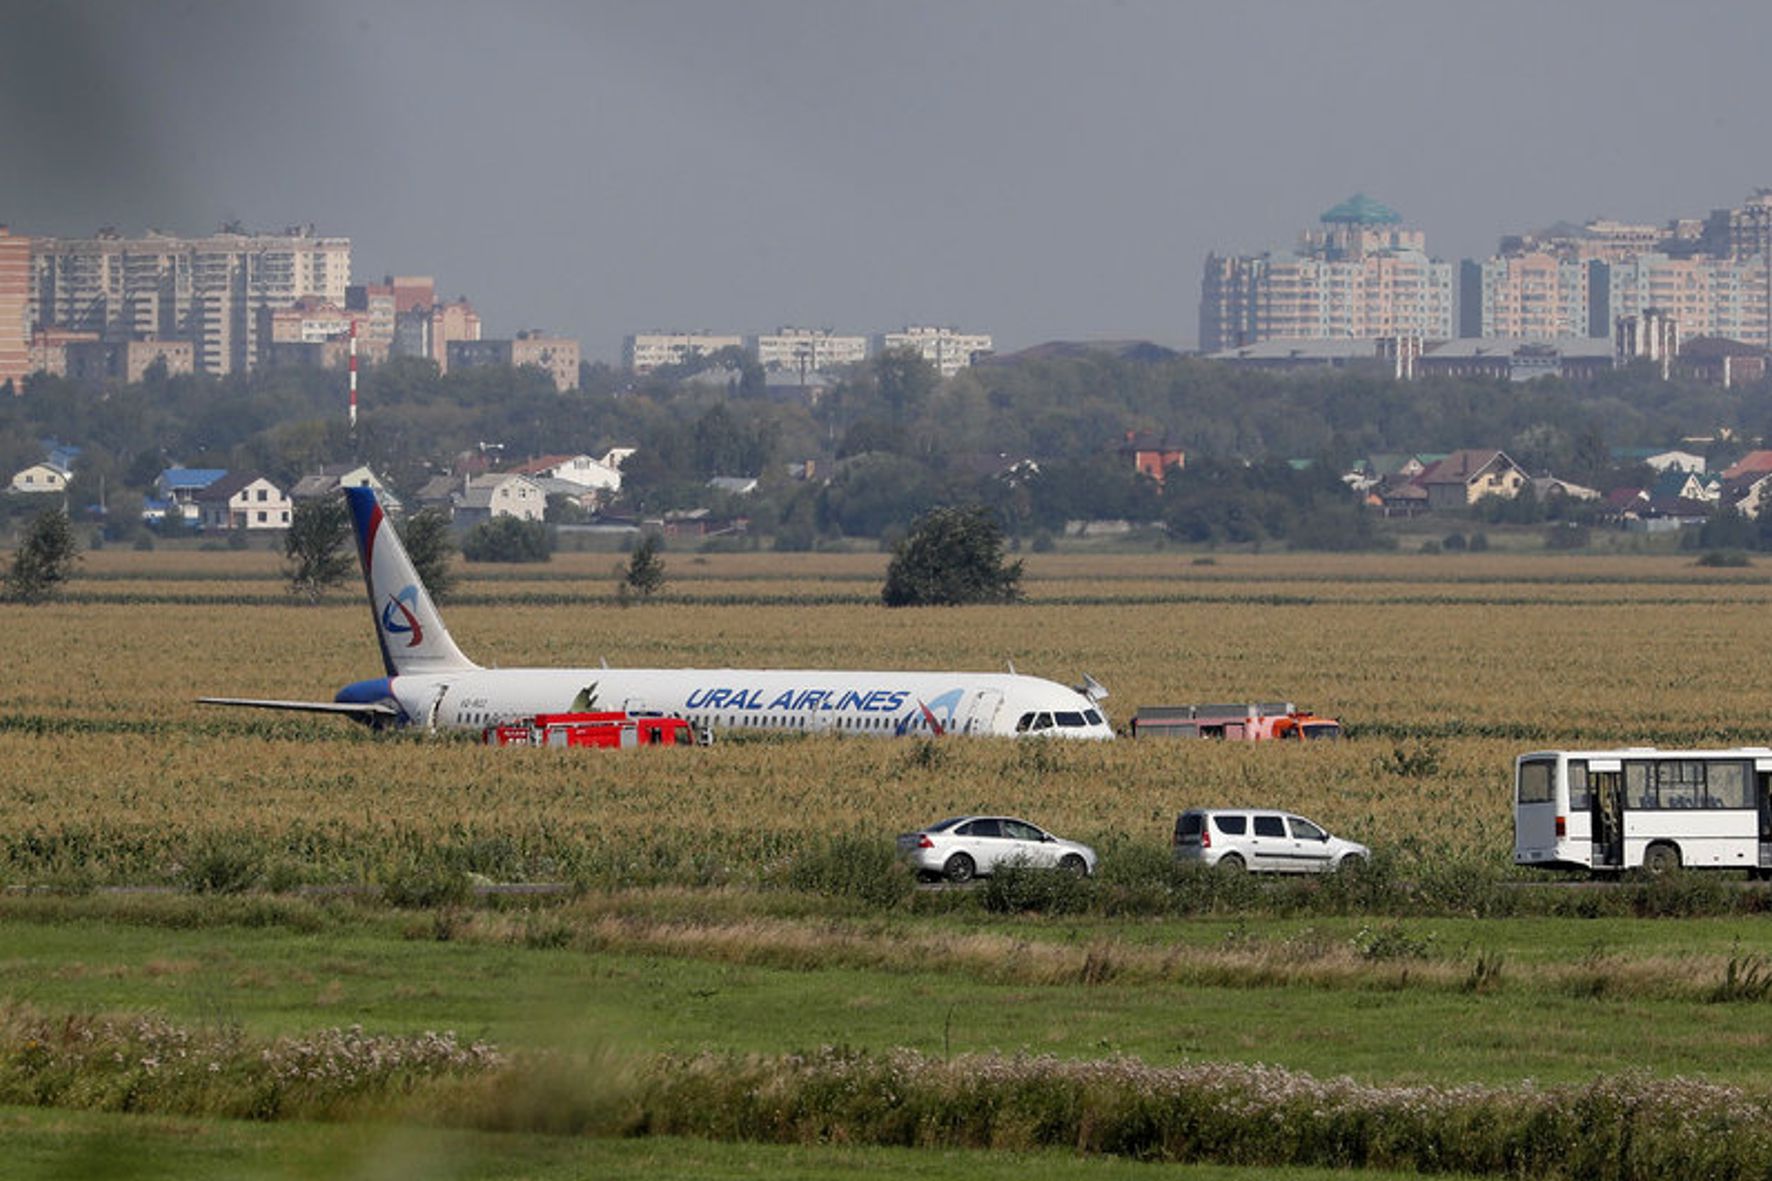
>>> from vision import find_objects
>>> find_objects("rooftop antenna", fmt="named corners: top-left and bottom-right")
top-left (348, 319), bottom-right (359, 433)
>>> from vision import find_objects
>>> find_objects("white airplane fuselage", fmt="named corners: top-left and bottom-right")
top-left (337, 665), bottom-right (1109, 738)
top-left (210, 487), bottom-right (1114, 741)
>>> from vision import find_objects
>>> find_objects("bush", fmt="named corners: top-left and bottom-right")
top-left (180, 837), bottom-right (263, 895)
top-left (979, 860), bottom-right (1093, 915)
top-left (380, 861), bottom-right (474, 909)
top-left (781, 834), bottom-right (914, 908)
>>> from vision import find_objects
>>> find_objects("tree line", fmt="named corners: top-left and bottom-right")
top-left (4, 345), bottom-right (1770, 550)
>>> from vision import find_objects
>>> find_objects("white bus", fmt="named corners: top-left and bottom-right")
top-left (1515, 748), bottom-right (1772, 874)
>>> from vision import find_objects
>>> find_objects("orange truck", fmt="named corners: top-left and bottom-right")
top-left (483, 711), bottom-right (699, 748)
top-left (1130, 703), bottom-right (1341, 741)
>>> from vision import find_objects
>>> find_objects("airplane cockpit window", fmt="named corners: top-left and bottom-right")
top-left (1015, 712), bottom-right (1034, 732)
top-left (1032, 712), bottom-right (1054, 731)
top-left (1055, 711), bottom-right (1085, 728)
top-left (1084, 710), bottom-right (1103, 725)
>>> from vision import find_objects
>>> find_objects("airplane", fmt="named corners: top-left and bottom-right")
top-left (200, 487), bottom-right (1115, 740)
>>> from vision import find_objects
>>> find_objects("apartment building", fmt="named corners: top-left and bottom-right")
top-left (30, 226), bottom-right (350, 376)
top-left (1199, 194), bottom-right (1454, 350)
top-left (1702, 189), bottom-right (1772, 262)
top-left (748, 327), bottom-right (867, 373)
top-left (65, 337), bottom-right (195, 385)
top-left (624, 331), bottom-right (745, 373)
top-left (397, 297), bottom-right (481, 373)
top-left (448, 330), bottom-right (580, 392)
top-left (1458, 253), bottom-right (1602, 339)
top-left (1606, 254), bottom-right (1771, 349)
top-left (0, 227), bottom-right (27, 390)
top-left (873, 326), bottom-right (993, 377)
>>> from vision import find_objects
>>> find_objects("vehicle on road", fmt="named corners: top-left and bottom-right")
top-left (1172, 808), bottom-right (1368, 873)
top-left (1514, 747), bottom-right (1772, 874)
top-left (897, 816), bottom-right (1098, 883)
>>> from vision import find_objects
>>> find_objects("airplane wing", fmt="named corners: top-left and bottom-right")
top-left (196, 696), bottom-right (402, 720)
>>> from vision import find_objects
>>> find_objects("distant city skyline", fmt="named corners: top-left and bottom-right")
top-left (6, 0), bottom-right (1770, 362)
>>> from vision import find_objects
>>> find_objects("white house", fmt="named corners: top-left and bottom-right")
top-left (454, 473), bottom-right (546, 525)
top-left (196, 474), bottom-right (292, 531)
top-left (1643, 450), bottom-right (1708, 475)
top-left (509, 453), bottom-right (622, 494)
top-left (290, 463), bottom-right (401, 511)
top-left (153, 467), bottom-right (228, 523)
top-left (9, 461), bottom-right (71, 495)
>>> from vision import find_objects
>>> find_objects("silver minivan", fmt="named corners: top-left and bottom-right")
top-left (1172, 808), bottom-right (1369, 873)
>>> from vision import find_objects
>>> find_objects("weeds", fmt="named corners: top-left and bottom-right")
top-left (1709, 947), bottom-right (1772, 1003)
top-left (1350, 922), bottom-right (1435, 962)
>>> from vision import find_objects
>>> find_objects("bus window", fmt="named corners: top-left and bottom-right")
top-left (1567, 761), bottom-right (1592, 810)
top-left (1707, 761), bottom-right (1750, 808)
top-left (1658, 761), bottom-right (1704, 809)
top-left (1625, 762), bottom-right (1655, 809)
top-left (1517, 758), bottom-right (1556, 805)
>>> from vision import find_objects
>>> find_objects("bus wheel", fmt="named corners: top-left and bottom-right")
top-left (1643, 843), bottom-right (1682, 875)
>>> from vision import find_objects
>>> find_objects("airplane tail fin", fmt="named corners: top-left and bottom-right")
top-left (345, 487), bottom-right (478, 678)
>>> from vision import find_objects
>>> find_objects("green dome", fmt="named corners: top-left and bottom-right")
top-left (1320, 193), bottom-right (1402, 225)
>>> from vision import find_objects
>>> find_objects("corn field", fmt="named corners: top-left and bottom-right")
top-left (7, 548), bottom-right (1772, 888)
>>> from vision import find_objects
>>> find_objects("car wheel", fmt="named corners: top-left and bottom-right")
top-left (1216, 852), bottom-right (1247, 874)
top-left (943, 852), bottom-right (976, 884)
top-left (1335, 854), bottom-right (1367, 874)
top-left (1059, 853), bottom-right (1088, 878)
top-left (1643, 842), bottom-right (1681, 875)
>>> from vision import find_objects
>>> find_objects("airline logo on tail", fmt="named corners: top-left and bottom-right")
top-left (380, 584), bottom-right (424, 647)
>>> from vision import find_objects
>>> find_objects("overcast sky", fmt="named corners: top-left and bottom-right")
top-left (4, 0), bottom-right (1769, 360)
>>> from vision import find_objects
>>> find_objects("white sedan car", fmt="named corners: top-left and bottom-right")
top-left (897, 815), bottom-right (1098, 883)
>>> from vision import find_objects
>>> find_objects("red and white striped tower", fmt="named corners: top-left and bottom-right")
top-left (348, 319), bottom-right (359, 430)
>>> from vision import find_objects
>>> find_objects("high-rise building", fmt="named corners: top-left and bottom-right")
top-left (30, 226), bottom-right (350, 375)
top-left (1458, 253), bottom-right (1600, 339)
top-left (1604, 254), bottom-right (1771, 348)
top-left (0, 226), bottom-right (29, 390)
top-left (1702, 190), bottom-right (1772, 262)
top-left (1199, 194), bottom-right (1453, 350)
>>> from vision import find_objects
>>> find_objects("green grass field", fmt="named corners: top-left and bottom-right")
top-left (6, 547), bottom-right (1772, 1176)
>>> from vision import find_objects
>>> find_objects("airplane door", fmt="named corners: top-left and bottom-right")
top-left (963, 689), bottom-right (1005, 735)
top-left (427, 684), bottom-right (453, 731)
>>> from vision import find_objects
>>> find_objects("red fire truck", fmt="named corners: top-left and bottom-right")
top-left (1130, 702), bottom-right (1341, 741)
top-left (483, 711), bottom-right (699, 748)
